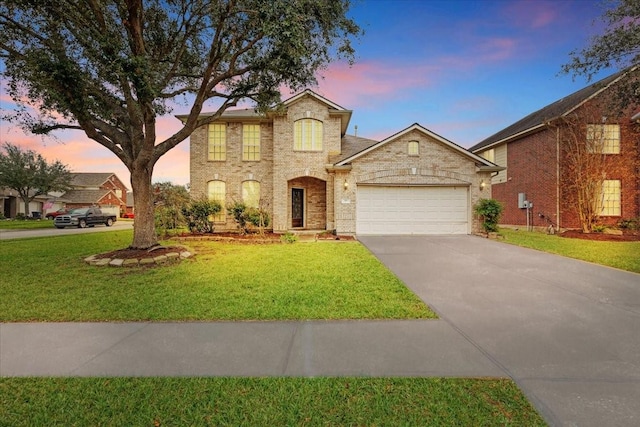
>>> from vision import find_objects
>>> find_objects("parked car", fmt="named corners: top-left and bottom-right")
top-left (54, 207), bottom-right (117, 229)
top-left (121, 212), bottom-right (135, 219)
top-left (45, 209), bottom-right (69, 220)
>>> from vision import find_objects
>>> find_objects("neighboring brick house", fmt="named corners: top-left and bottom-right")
top-left (47, 172), bottom-right (128, 217)
top-left (185, 90), bottom-right (500, 235)
top-left (469, 71), bottom-right (640, 231)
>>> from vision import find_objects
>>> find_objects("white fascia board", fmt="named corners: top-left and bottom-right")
top-left (283, 89), bottom-right (346, 111)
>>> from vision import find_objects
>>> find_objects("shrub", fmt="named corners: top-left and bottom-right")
top-left (474, 198), bottom-right (503, 233)
top-left (280, 231), bottom-right (298, 244)
top-left (592, 224), bottom-right (607, 233)
top-left (618, 217), bottom-right (640, 230)
top-left (155, 205), bottom-right (186, 237)
top-left (15, 213), bottom-right (26, 220)
top-left (228, 202), bottom-right (270, 235)
top-left (181, 199), bottom-right (221, 233)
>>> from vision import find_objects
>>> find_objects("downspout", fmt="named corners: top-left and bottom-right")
top-left (556, 127), bottom-right (561, 230)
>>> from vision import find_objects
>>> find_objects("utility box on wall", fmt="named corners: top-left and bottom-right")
top-left (518, 193), bottom-right (526, 209)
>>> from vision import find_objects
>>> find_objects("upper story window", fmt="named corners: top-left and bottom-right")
top-left (587, 124), bottom-right (620, 154)
top-left (208, 124), bottom-right (226, 161)
top-left (600, 179), bottom-right (621, 216)
top-left (294, 118), bottom-right (323, 151)
top-left (482, 148), bottom-right (495, 163)
top-left (408, 141), bottom-right (419, 156)
top-left (242, 180), bottom-right (260, 209)
top-left (242, 124), bottom-right (261, 161)
top-left (207, 180), bottom-right (226, 222)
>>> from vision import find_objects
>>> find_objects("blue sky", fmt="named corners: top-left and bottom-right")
top-left (0, 0), bottom-right (616, 187)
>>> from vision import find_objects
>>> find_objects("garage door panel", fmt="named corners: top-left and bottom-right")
top-left (356, 186), bottom-right (469, 235)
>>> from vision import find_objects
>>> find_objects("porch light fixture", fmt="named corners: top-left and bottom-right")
top-left (479, 180), bottom-right (486, 191)
top-left (343, 180), bottom-right (349, 190)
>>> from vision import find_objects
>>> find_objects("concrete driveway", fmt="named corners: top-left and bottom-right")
top-left (359, 235), bottom-right (640, 427)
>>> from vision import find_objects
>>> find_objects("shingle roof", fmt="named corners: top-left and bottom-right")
top-left (61, 189), bottom-right (112, 204)
top-left (330, 134), bottom-right (380, 164)
top-left (70, 173), bottom-right (114, 188)
top-left (469, 70), bottom-right (628, 152)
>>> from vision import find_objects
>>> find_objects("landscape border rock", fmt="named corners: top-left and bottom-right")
top-left (84, 246), bottom-right (193, 267)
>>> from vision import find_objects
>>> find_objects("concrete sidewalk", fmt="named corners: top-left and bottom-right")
top-left (0, 320), bottom-right (503, 377)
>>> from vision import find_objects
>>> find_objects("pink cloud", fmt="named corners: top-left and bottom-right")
top-left (503, 0), bottom-right (559, 30)
top-left (315, 60), bottom-right (441, 109)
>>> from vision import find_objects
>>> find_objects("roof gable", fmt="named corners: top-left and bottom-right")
top-left (335, 123), bottom-right (498, 169)
top-left (470, 69), bottom-right (632, 152)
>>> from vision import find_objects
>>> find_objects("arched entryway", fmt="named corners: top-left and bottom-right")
top-left (288, 176), bottom-right (327, 229)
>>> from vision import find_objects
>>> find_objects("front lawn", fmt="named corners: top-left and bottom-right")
top-left (500, 229), bottom-right (640, 273)
top-left (0, 377), bottom-right (546, 426)
top-left (0, 231), bottom-right (435, 321)
top-left (0, 219), bottom-right (55, 230)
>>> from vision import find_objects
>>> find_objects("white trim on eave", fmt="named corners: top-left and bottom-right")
top-left (336, 123), bottom-right (497, 168)
top-left (283, 89), bottom-right (347, 111)
top-left (471, 123), bottom-right (547, 153)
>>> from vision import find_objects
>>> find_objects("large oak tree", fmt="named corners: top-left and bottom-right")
top-left (0, 0), bottom-right (361, 248)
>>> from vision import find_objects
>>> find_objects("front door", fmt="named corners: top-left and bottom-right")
top-left (292, 188), bottom-right (304, 228)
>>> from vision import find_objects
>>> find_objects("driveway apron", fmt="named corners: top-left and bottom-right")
top-left (359, 235), bottom-right (640, 427)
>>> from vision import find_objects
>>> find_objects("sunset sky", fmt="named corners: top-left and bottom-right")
top-left (0, 0), bottom-right (616, 189)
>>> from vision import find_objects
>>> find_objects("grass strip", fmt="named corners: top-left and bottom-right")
top-left (499, 229), bottom-right (640, 273)
top-left (0, 377), bottom-right (546, 426)
top-left (0, 231), bottom-right (434, 321)
top-left (0, 220), bottom-right (57, 230)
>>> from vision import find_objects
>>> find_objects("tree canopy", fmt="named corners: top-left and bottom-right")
top-left (0, 143), bottom-right (72, 217)
top-left (562, 0), bottom-right (640, 111)
top-left (0, 0), bottom-right (361, 248)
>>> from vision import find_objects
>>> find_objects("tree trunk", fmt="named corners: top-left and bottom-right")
top-left (129, 163), bottom-right (158, 249)
top-left (22, 197), bottom-right (30, 218)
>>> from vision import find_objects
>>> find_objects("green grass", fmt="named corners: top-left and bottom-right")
top-left (500, 228), bottom-right (640, 273)
top-left (0, 219), bottom-right (55, 230)
top-left (0, 231), bottom-right (435, 321)
top-left (0, 377), bottom-right (546, 426)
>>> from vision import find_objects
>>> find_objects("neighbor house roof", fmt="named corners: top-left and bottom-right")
top-left (469, 69), bottom-right (631, 153)
top-left (70, 172), bottom-right (116, 188)
top-left (61, 189), bottom-right (118, 205)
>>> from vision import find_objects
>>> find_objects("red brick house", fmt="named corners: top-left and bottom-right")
top-left (469, 71), bottom-right (640, 231)
top-left (46, 172), bottom-right (128, 217)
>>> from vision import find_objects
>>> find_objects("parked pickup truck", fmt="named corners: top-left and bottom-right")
top-left (54, 207), bottom-right (117, 229)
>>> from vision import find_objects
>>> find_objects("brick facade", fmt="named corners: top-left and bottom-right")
top-left (188, 90), bottom-right (497, 235)
top-left (484, 112), bottom-right (639, 230)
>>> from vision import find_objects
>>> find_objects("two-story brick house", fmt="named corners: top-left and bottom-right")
top-left (47, 172), bottom-right (128, 217)
top-left (186, 90), bottom-right (500, 235)
top-left (469, 70), bottom-right (640, 231)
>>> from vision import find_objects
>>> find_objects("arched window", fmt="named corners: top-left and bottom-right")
top-left (408, 140), bottom-right (419, 156)
top-left (294, 118), bottom-right (323, 151)
top-left (242, 181), bottom-right (260, 208)
top-left (207, 180), bottom-right (226, 222)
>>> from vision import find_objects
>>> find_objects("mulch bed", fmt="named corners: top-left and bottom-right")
top-left (94, 232), bottom-right (356, 261)
top-left (559, 229), bottom-right (640, 242)
top-left (173, 231), bottom-right (356, 243)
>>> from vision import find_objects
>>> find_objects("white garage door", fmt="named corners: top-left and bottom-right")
top-left (356, 186), bottom-right (469, 235)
